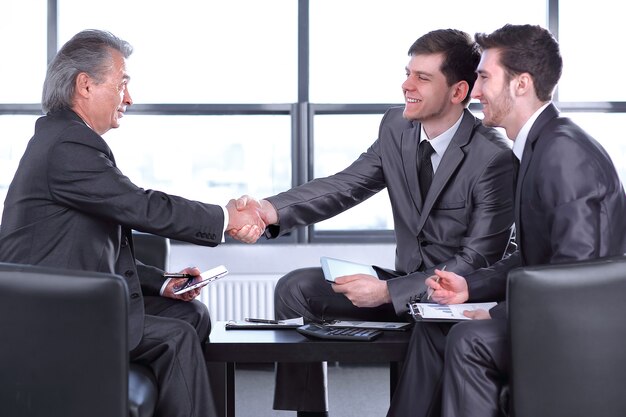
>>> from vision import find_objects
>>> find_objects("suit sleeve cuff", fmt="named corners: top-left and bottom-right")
top-left (159, 278), bottom-right (172, 296)
top-left (221, 205), bottom-right (228, 242)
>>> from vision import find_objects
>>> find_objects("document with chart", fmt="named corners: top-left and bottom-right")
top-left (408, 302), bottom-right (497, 322)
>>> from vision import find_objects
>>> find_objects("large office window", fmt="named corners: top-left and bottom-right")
top-left (558, 0), bottom-right (626, 102)
top-left (0, 116), bottom-right (38, 200)
top-left (0, 3), bottom-right (47, 103)
top-left (309, 0), bottom-right (546, 235)
top-left (309, 0), bottom-right (546, 103)
top-left (58, 0), bottom-right (298, 104)
top-left (556, 0), bottom-right (626, 182)
top-left (104, 115), bottom-right (292, 204)
top-left (1, 0), bottom-right (624, 243)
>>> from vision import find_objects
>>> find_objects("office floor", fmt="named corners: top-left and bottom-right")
top-left (235, 363), bottom-right (390, 417)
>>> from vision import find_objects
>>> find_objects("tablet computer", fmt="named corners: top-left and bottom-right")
top-left (320, 256), bottom-right (377, 283)
top-left (173, 265), bottom-right (228, 295)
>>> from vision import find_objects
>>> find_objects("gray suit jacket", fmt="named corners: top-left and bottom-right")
top-left (467, 104), bottom-right (626, 308)
top-left (0, 109), bottom-right (225, 349)
top-left (266, 107), bottom-right (517, 314)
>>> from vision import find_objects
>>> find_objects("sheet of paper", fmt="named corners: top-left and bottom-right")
top-left (414, 302), bottom-right (497, 321)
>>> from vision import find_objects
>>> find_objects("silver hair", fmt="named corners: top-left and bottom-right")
top-left (41, 29), bottom-right (133, 113)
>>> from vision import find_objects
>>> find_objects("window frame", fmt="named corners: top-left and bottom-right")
top-left (1, 0), bottom-right (624, 245)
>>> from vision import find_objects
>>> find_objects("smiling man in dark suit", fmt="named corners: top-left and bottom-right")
top-left (232, 29), bottom-right (517, 416)
top-left (418, 24), bottom-right (626, 417)
top-left (0, 29), bottom-right (264, 417)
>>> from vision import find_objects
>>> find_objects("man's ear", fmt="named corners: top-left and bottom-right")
top-left (451, 80), bottom-right (469, 104)
top-left (514, 73), bottom-right (533, 96)
top-left (75, 72), bottom-right (91, 98)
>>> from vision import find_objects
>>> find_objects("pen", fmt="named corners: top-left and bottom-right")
top-left (244, 318), bottom-right (281, 324)
top-left (426, 265), bottom-right (446, 301)
top-left (163, 273), bottom-right (194, 279)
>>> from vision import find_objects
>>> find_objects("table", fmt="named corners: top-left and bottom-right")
top-left (204, 322), bottom-right (411, 417)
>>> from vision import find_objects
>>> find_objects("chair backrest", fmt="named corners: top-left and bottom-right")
top-left (508, 255), bottom-right (626, 417)
top-left (132, 232), bottom-right (170, 271)
top-left (0, 262), bottom-right (129, 417)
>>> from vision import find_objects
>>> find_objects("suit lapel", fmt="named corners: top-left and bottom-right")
top-left (514, 104), bottom-right (560, 256)
top-left (401, 123), bottom-right (423, 212)
top-left (416, 111), bottom-right (475, 231)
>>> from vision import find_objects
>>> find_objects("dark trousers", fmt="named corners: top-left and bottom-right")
top-left (386, 322), bottom-right (454, 417)
top-left (144, 296), bottom-right (212, 342)
top-left (132, 296), bottom-right (216, 417)
top-left (387, 318), bottom-right (508, 417)
top-left (442, 319), bottom-right (508, 417)
top-left (273, 267), bottom-right (400, 412)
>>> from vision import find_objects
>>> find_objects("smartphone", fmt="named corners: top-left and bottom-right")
top-left (173, 265), bottom-right (228, 295)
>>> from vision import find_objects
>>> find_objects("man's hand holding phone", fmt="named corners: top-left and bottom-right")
top-left (162, 267), bottom-right (203, 301)
top-left (170, 265), bottom-right (229, 296)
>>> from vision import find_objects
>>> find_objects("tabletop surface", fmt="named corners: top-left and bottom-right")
top-left (204, 321), bottom-right (411, 363)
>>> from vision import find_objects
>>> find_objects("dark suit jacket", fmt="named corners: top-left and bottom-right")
top-left (0, 109), bottom-right (225, 349)
top-left (467, 104), bottom-right (626, 307)
top-left (266, 107), bottom-right (517, 314)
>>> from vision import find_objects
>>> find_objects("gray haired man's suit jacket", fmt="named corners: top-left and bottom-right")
top-left (0, 109), bottom-right (225, 349)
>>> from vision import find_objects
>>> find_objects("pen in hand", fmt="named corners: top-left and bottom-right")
top-left (163, 273), bottom-right (194, 279)
top-left (426, 265), bottom-right (446, 301)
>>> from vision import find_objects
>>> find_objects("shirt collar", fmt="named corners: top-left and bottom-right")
top-left (512, 102), bottom-right (551, 161)
top-left (419, 112), bottom-right (464, 156)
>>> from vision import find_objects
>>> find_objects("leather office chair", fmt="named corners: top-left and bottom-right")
top-left (132, 231), bottom-right (170, 271)
top-left (131, 231), bottom-right (174, 416)
top-left (508, 255), bottom-right (626, 417)
top-left (0, 262), bottom-right (157, 417)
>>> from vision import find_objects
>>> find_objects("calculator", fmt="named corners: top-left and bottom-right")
top-left (296, 323), bottom-right (382, 341)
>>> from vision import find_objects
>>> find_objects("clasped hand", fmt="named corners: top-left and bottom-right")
top-left (226, 195), bottom-right (278, 243)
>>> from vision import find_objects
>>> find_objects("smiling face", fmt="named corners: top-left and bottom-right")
top-left (401, 53), bottom-right (460, 131)
top-left (79, 49), bottom-right (133, 135)
top-left (471, 48), bottom-right (515, 131)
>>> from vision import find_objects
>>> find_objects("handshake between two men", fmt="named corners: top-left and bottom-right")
top-left (224, 195), bottom-right (490, 317)
top-left (224, 195), bottom-right (394, 309)
top-left (224, 195), bottom-right (276, 244)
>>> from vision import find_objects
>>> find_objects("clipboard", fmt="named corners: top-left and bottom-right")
top-left (408, 301), bottom-right (497, 322)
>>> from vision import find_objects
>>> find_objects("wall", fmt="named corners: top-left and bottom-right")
top-left (169, 242), bottom-right (396, 275)
top-left (169, 243), bottom-right (396, 321)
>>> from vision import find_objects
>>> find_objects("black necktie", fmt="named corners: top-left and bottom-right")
top-left (418, 140), bottom-right (435, 200)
